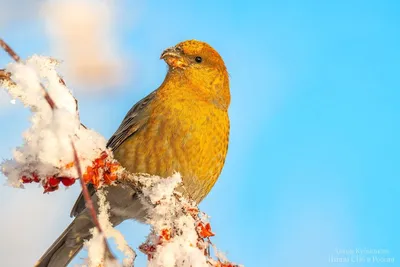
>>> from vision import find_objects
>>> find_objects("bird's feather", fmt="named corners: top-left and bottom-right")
top-left (106, 90), bottom-right (156, 150)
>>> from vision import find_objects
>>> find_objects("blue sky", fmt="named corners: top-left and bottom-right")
top-left (0, 1), bottom-right (399, 266)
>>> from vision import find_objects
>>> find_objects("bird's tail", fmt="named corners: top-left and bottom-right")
top-left (35, 185), bottom-right (146, 267)
top-left (34, 213), bottom-right (94, 267)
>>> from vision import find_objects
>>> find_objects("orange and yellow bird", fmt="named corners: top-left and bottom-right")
top-left (35, 40), bottom-right (230, 267)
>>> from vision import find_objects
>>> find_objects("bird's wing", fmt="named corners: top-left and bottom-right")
top-left (106, 90), bottom-right (157, 150)
top-left (70, 90), bottom-right (157, 217)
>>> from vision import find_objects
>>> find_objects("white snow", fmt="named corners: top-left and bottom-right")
top-left (1, 55), bottom-right (107, 187)
top-left (138, 173), bottom-right (209, 267)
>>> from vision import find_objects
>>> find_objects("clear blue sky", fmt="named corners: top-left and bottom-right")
top-left (0, 1), bottom-right (399, 266)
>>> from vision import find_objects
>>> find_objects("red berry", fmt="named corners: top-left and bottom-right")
top-left (47, 176), bottom-right (60, 187)
top-left (32, 173), bottom-right (40, 183)
top-left (21, 176), bottom-right (32, 183)
top-left (59, 177), bottom-right (76, 186)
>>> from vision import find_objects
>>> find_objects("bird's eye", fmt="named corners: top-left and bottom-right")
top-left (195, 56), bottom-right (202, 63)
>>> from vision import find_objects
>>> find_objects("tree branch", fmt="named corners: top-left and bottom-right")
top-left (0, 39), bottom-right (20, 62)
top-left (71, 141), bottom-right (116, 262)
top-left (1, 37), bottom-right (115, 263)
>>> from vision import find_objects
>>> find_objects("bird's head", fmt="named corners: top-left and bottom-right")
top-left (160, 40), bottom-right (230, 110)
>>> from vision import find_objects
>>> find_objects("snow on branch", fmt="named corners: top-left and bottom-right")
top-left (0, 38), bottom-right (240, 267)
top-left (1, 54), bottom-right (106, 190)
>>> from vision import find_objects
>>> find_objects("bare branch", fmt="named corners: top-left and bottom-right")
top-left (0, 39), bottom-right (20, 62)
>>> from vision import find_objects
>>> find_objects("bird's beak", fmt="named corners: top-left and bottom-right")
top-left (160, 46), bottom-right (187, 69)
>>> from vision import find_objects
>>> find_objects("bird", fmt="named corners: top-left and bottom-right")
top-left (35, 39), bottom-right (231, 267)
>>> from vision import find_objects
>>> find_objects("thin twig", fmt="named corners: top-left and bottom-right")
top-left (71, 141), bottom-right (103, 232)
top-left (71, 140), bottom-right (116, 262)
top-left (0, 39), bottom-right (20, 62)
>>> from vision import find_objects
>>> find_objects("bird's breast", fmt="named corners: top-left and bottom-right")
top-left (114, 99), bottom-right (229, 202)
